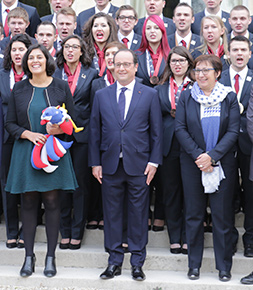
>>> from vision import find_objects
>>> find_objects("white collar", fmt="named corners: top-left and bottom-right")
top-left (118, 30), bottom-right (134, 43)
top-left (145, 13), bottom-right (163, 20)
top-left (95, 3), bottom-right (111, 14)
top-left (229, 65), bottom-right (248, 80)
top-left (231, 30), bottom-right (249, 39)
top-left (176, 31), bottom-right (192, 46)
top-left (117, 79), bottom-right (136, 92)
top-left (2, 0), bottom-right (18, 12)
top-left (204, 8), bottom-right (222, 19)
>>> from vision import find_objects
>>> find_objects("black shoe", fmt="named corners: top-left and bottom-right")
top-left (69, 242), bottom-right (81, 250)
top-left (131, 266), bottom-right (146, 281)
top-left (232, 244), bottom-right (237, 255)
top-left (219, 270), bottom-right (231, 282)
top-left (170, 247), bottom-right (181, 254)
top-left (98, 224), bottom-right (104, 230)
top-left (152, 225), bottom-right (164, 232)
top-left (59, 242), bottom-right (69, 250)
top-left (244, 244), bottom-right (253, 257)
top-left (17, 241), bottom-right (25, 249)
top-left (241, 272), bottom-right (253, 284)
top-left (181, 248), bottom-right (188, 255)
top-left (44, 256), bottom-right (56, 277)
top-left (100, 265), bottom-right (121, 279)
top-left (187, 268), bottom-right (200, 280)
top-left (86, 223), bottom-right (98, 230)
top-left (20, 254), bottom-right (36, 277)
top-left (6, 241), bottom-right (17, 249)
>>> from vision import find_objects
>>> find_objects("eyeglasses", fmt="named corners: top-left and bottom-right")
top-left (63, 44), bottom-right (81, 51)
top-left (193, 68), bottom-right (215, 75)
top-left (117, 15), bottom-right (137, 21)
top-left (170, 59), bottom-right (187, 65)
top-left (114, 62), bottom-right (133, 68)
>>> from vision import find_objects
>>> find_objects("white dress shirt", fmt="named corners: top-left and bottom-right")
top-left (2, 0), bottom-right (18, 25)
top-left (95, 3), bottom-right (111, 15)
top-left (118, 30), bottom-right (134, 49)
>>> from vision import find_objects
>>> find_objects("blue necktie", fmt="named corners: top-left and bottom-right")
top-left (118, 87), bottom-right (127, 122)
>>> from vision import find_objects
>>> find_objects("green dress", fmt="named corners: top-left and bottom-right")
top-left (5, 87), bottom-right (78, 194)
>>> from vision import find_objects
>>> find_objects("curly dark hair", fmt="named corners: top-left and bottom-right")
top-left (22, 44), bottom-right (56, 79)
top-left (82, 12), bottom-right (118, 60)
top-left (3, 33), bottom-right (32, 71)
top-left (56, 34), bottom-right (92, 68)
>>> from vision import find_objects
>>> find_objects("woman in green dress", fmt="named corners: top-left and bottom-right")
top-left (5, 44), bottom-right (77, 278)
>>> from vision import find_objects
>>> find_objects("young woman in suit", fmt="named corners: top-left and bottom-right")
top-left (136, 14), bottom-right (170, 87)
top-left (0, 34), bottom-right (32, 250)
top-left (82, 12), bottom-right (118, 77)
top-left (55, 34), bottom-right (98, 250)
top-left (155, 46), bottom-right (194, 254)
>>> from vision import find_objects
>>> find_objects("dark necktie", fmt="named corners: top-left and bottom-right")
top-left (118, 87), bottom-right (127, 122)
top-left (181, 40), bottom-right (187, 48)
top-left (234, 74), bottom-right (239, 94)
top-left (122, 38), bottom-right (129, 48)
top-left (4, 9), bottom-right (10, 37)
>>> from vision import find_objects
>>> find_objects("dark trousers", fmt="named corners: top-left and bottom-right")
top-left (60, 142), bottom-right (90, 240)
top-left (181, 152), bottom-right (235, 271)
top-left (102, 160), bottom-right (149, 267)
top-left (1, 142), bottom-right (23, 240)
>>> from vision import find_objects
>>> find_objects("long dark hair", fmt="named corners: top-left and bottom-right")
top-left (3, 33), bottom-right (32, 71)
top-left (159, 46), bottom-right (194, 85)
top-left (56, 34), bottom-right (92, 68)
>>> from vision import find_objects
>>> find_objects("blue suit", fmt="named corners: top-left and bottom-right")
top-left (249, 16), bottom-right (253, 33)
top-left (191, 10), bottom-right (231, 35)
top-left (40, 14), bottom-right (53, 22)
top-left (167, 33), bottom-right (201, 52)
top-left (0, 35), bottom-right (37, 54)
top-left (220, 68), bottom-right (253, 247)
top-left (128, 33), bottom-right (142, 51)
top-left (76, 4), bottom-right (119, 36)
top-left (89, 80), bottom-right (162, 266)
top-left (0, 2), bottom-right (41, 37)
top-left (175, 87), bottom-right (240, 271)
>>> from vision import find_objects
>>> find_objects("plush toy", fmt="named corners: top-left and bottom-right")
top-left (31, 104), bottom-right (83, 173)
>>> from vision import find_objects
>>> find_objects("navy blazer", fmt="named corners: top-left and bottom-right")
top-left (219, 68), bottom-right (253, 155)
top-left (175, 86), bottom-right (240, 163)
top-left (134, 16), bottom-right (175, 36)
top-left (129, 33), bottom-right (142, 51)
top-left (246, 86), bottom-right (253, 180)
top-left (191, 10), bottom-right (231, 35)
top-left (249, 16), bottom-right (253, 34)
top-left (76, 4), bottom-right (119, 36)
top-left (40, 14), bottom-right (53, 22)
top-left (89, 80), bottom-right (163, 175)
top-left (0, 35), bottom-right (37, 54)
top-left (0, 2), bottom-right (41, 37)
top-left (54, 64), bottom-right (98, 143)
top-left (167, 33), bottom-right (201, 52)
top-left (136, 51), bottom-right (166, 87)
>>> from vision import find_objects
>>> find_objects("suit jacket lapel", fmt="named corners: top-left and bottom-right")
top-left (109, 83), bottom-right (121, 125)
top-left (160, 83), bottom-right (171, 111)
top-left (240, 70), bottom-right (253, 104)
top-left (73, 65), bottom-right (87, 97)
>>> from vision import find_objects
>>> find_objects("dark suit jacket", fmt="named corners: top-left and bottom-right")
top-left (246, 86), bottom-right (253, 180)
top-left (167, 33), bottom-right (201, 52)
top-left (54, 64), bottom-right (98, 143)
top-left (129, 33), bottom-right (142, 51)
top-left (220, 68), bottom-right (253, 155)
top-left (76, 4), bottom-right (119, 36)
top-left (249, 16), bottom-right (253, 34)
top-left (40, 14), bottom-right (53, 22)
top-left (136, 51), bottom-right (166, 87)
top-left (0, 2), bottom-right (41, 37)
top-left (0, 34), bottom-right (37, 54)
top-left (89, 81), bottom-right (163, 175)
top-left (134, 16), bottom-right (175, 36)
top-left (191, 10), bottom-right (231, 35)
top-left (175, 87), bottom-right (240, 163)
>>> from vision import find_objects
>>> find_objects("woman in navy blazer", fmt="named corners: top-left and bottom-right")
top-left (175, 55), bottom-right (240, 281)
top-left (155, 46), bottom-right (194, 254)
top-left (55, 35), bottom-right (97, 250)
top-left (0, 34), bottom-right (32, 250)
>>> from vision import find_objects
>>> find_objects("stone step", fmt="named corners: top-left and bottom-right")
top-left (0, 266), bottom-right (251, 290)
top-left (0, 243), bottom-right (252, 274)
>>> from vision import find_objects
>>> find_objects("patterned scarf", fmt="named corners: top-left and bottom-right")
top-left (11, 63), bottom-right (24, 83)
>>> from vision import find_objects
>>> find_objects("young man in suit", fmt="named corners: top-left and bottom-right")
top-left (1, 0), bottom-right (40, 37)
top-left (191, 0), bottom-right (231, 35)
top-left (168, 2), bottom-right (201, 51)
top-left (40, 0), bottom-right (74, 28)
top-left (89, 49), bottom-right (162, 281)
top-left (219, 36), bottom-right (253, 258)
top-left (76, 0), bottom-right (118, 36)
top-left (134, 0), bottom-right (175, 36)
top-left (115, 5), bottom-right (141, 51)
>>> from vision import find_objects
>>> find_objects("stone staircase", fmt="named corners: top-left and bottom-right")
top-left (0, 212), bottom-right (252, 290)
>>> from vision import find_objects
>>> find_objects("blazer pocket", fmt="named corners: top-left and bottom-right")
top-left (136, 144), bottom-right (150, 153)
top-left (100, 143), bottom-right (108, 151)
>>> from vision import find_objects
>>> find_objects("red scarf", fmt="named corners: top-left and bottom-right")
top-left (11, 63), bottom-right (24, 83)
top-left (51, 48), bottom-right (56, 57)
top-left (148, 44), bottom-right (162, 69)
top-left (63, 62), bottom-right (81, 95)
top-left (207, 44), bottom-right (224, 58)
top-left (106, 69), bottom-right (114, 85)
top-left (94, 43), bottom-right (105, 68)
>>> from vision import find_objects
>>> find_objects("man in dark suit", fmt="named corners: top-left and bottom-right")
top-left (168, 2), bottom-right (201, 51)
top-left (134, 0), bottom-right (175, 36)
top-left (191, 0), bottom-right (231, 35)
top-left (219, 36), bottom-right (253, 258)
top-left (115, 5), bottom-right (141, 51)
top-left (76, 0), bottom-right (119, 36)
top-left (40, 0), bottom-right (74, 28)
top-left (89, 49), bottom-right (162, 281)
top-left (228, 5), bottom-right (253, 70)
top-left (0, 0), bottom-right (40, 37)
